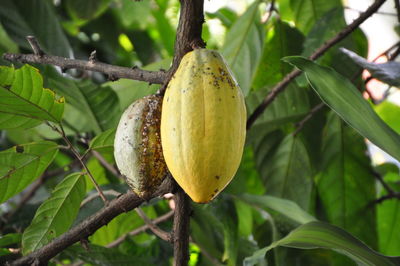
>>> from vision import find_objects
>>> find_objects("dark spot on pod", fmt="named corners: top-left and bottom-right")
top-left (16, 145), bottom-right (24, 153)
top-left (232, 96), bottom-right (235, 98)
top-left (218, 98), bottom-right (222, 102)
top-left (210, 193), bottom-right (215, 197)
top-left (207, 67), bottom-right (210, 70)
top-left (173, 128), bottom-right (176, 131)
top-left (214, 188), bottom-right (219, 193)
top-left (215, 175), bottom-right (220, 180)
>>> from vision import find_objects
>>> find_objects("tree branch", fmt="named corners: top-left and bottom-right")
top-left (9, 177), bottom-right (175, 266)
top-left (246, 0), bottom-right (387, 129)
top-left (158, 0), bottom-right (206, 95)
top-left (173, 190), bottom-right (191, 266)
top-left (106, 210), bottom-right (174, 248)
top-left (135, 208), bottom-right (172, 242)
top-left (3, 37), bottom-right (166, 84)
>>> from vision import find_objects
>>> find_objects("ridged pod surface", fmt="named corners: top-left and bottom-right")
top-left (114, 95), bottom-right (167, 199)
top-left (161, 49), bottom-right (246, 203)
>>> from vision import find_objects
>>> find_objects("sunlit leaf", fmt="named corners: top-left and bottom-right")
top-left (222, 0), bottom-right (264, 95)
top-left (0, 65), bottom-right (64, 129)
top-left (22, 173), bottom-right (86, 255)
top-left (0, 141), bottom-right (58, 204)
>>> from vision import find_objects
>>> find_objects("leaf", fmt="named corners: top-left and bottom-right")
top-left (22, 173), bottom-right (86, 255)
top-left (246, 83), bottom-right (310, 127)
top-left (317, 112), bottom-right (377, 247)
top-left (375, 101), bottom-right (400, 134)
top-left (0, 233), bottom-right (21, 247)
top-left (253, 19), bottom-right (304, 89)
top-left (0, 141), bottom-right (58, 204)
top-left (244, 221), bottom-right (400, 266)
top-left (255, 134), bottom-right (313, 209)
top-left (290, 0), bottom-right (342, 34)
top-left (222, 1), bottom-right (264, 96)
top-left (47, 75), bottom-right (119, 133)
top-left (0, 0), bottom-right (71, 57)
top-left (341, 48), bottom-right (400, 87)
top-left (89, 128), bottom-right (116, 153)
top-left (284, 57), bottom-right (400, 162)
top-left (378, 198), bottom-right (400, 256)
top-left (237, 194), bottom-right (316, 225)
top-left (65, 0), bottom-right (112, 21)
top-left (0, 65), bottom-right (64, 129)
top-left (64, 244), bottom-right (153, 265)
top-left (206, 8), bottom-right (238, 28)
top-left (377, 171), bottom-right (400, 256)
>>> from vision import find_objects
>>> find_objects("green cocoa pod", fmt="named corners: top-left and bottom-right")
top-left (114, 95), bottom-right (167, 199)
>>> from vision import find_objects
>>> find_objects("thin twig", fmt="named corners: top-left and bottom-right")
top-left (91, 150), bottom-right (121, 178)
top-left (135, 208), bottom-right (172, 242)
top-left (292, 102), bottom-right (325, 136)
top-left (246, 0), bottom-right (388, 129)
top-left (3, 37), bottom-right (166, 84)
top-left (80, 190), bottom-right (121, 207)
top-left (47, 122), bottom-right (108, 204)
top-left (372, 192), bottom-right (400, 205)
top-left (26, 36), bottom-right (44, 56)
top-left (372, 171), bottom-right (396, 195)
top-left (344, 6), bottom-right (397, 16)
top-left (106, 210), bottom-right (174, 248)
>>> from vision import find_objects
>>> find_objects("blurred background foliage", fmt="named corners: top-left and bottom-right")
top-left (0, 0), bottom-right (399, 265)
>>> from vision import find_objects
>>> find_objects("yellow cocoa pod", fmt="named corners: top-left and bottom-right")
top-left (161, 49), bottom-right (246, 203)
top-left (114, 95), bottom-right (167, 199)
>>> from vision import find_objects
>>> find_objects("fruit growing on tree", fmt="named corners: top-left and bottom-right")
top-left (114, 95), bottom-right (167, 199)
top-left (161, 48), bottom-right (246, 203)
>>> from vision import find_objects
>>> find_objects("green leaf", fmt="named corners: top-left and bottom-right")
top-left (317, 112), bottom-right (377, 247)
top-left (0, 141), bottom-right (58, 204)
top-left (0, 65), bottom-right (64, 129)
top-left (378, 198), bottom-right (400, 256)
top-left (206, 8), bottom-right (238, 28)
top-left (65, 0), bottom-right (112, 21)
top-left (237, 194), bottom-right (316, 225)
top-left (65, 243), bottom-right (156, 265)
top-left (375, 101), bottom-right (400, 134)
top-left (246, 83), bottom-right (310, 127)
top-left (244, 221), bottom-right (400, 266)
top-left (290, 0), bottom-right (342, 34)
top-left (0, 0), bottom-right (71, 57)
top-left (377, 171), bottom-right (400, 256)
top-left (47, 76), bottom-right (119, 133)
top-left (0, 233), bottom-right (21, 247)
top-left (89, 128), bottom-right (116, 154)
top-left (222, 1), bottom-right (264, 96)
top-left (253, 19), bottom-right (304, 89)
top-left (256, 134), bottom-right (313, 209)
top-left (284, 57), bottom-right (400, 162)
top-left (22, 173), bottom-right (86, 255)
